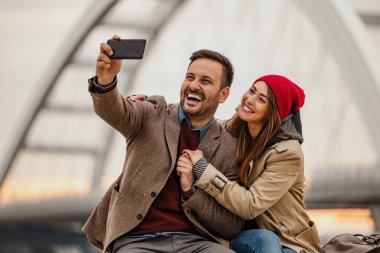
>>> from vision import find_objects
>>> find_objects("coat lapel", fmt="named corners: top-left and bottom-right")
top-left (198, 120), bottom-right (221, 161)
top-left (165, 107), bottom-right (221, 168)
top-left (165, 104), bottom-right (181, 171)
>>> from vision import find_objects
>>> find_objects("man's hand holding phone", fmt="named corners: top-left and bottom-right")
top-left (96, 35), bottom-right (122, 85)
top-left (96, 35), bottom-right (146, 85)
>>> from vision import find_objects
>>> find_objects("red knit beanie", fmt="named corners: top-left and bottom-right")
top-left (254, 75), bottom-right (305, 120)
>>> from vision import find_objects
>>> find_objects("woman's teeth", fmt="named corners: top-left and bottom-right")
top-left (243, 105), bottom-right (253, 113)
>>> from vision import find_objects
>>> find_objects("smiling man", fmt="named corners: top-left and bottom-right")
top-left (180, 56), bottom-right (231, 129)
top-left (82, 36), bottom-right (243, 253)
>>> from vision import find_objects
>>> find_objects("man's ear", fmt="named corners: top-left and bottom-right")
top-left (219, 87), bottom-right (230, 103)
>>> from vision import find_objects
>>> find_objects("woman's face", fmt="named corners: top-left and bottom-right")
top-left (238, 81), bottom-right (270, 126)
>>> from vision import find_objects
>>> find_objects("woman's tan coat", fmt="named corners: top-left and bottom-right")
top-left (196, 139), bottom-right (322, 253)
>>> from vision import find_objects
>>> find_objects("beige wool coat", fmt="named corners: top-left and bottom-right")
top-left (196, 139), bottom-right (322, 253)
top-left (82, 87), bottom-right (244, 252)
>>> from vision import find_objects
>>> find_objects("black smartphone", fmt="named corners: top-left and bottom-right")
top-left (106, 39), bottom-right (146, 59)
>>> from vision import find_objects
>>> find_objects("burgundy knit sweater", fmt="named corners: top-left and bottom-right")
top-left (129, 121), bottom-right (200, 235)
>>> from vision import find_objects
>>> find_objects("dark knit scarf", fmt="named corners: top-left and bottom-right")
top-left (264, 110), bottom-right (304, 149)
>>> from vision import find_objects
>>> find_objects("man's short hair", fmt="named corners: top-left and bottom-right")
top-left (189, 49), bottom-right (234, 88)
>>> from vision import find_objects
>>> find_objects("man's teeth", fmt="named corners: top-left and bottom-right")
top-left (187, 93), bottom-right (202, 101)
top-left (243, 105), bottom-right (253, 113)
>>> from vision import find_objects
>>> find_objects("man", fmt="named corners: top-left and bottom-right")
top-left (82, 35), bottom-right (244, 253)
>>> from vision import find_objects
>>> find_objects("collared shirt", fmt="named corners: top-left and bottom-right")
top-left (178, 105), bottom-right (214, 140)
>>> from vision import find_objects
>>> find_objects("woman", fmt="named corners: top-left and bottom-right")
top-left (177, 75), bottom-right (321, 253)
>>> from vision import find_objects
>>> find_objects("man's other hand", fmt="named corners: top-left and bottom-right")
top-left (176, 153), bottom-right (195, 192)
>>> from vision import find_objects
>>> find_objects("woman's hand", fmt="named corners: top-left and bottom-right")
top-left (127, 95), bottom-right (147, 101)
top-left (182, 149), bottom-right (204, 165)
top-left (176, 153), bottom-right (195, 192)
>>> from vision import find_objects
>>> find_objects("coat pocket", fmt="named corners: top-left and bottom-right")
top-left (294, 221), bottom-right (321, 253)
top-left (107, 182), bottom-right (122, 224)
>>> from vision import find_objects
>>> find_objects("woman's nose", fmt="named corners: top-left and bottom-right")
top-left (246, 94), bottom-right (257, 104)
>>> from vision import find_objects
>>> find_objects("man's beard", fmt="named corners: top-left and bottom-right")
top-left (181, 91), bottom-right (220, 120)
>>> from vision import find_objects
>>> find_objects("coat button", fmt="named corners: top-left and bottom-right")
top-left (137, 214), bottom-right (143, 220)
top-left (151, 192), bottom-right (157, 198)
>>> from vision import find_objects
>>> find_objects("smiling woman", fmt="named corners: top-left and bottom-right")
top-left (179, 75), bottom-right (321, 253)
top-left (238, 81), bottom-right (271, 134)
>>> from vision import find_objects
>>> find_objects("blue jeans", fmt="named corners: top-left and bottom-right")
top-left (231, 229), bottom-right (296, 253)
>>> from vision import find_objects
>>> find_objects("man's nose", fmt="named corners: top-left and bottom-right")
top-left (188, 80), bottom-right (200, 90)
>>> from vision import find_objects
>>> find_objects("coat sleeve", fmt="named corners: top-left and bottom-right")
top-left (91, 87), bottom-right (161, 141)
top-left (182, 155), bottom-right (245, 239)
top-left (195, 148), bottom-right (302, 220)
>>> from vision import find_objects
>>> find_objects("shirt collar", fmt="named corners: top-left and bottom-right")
top-left (178, 105), bottom-right (214, 140)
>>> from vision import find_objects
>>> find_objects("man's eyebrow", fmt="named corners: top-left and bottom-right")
top-left (201, 75), bottom-right (214, 81)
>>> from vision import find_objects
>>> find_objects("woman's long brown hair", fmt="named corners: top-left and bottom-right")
top-left (225, 85), bottom-right (283, 185)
